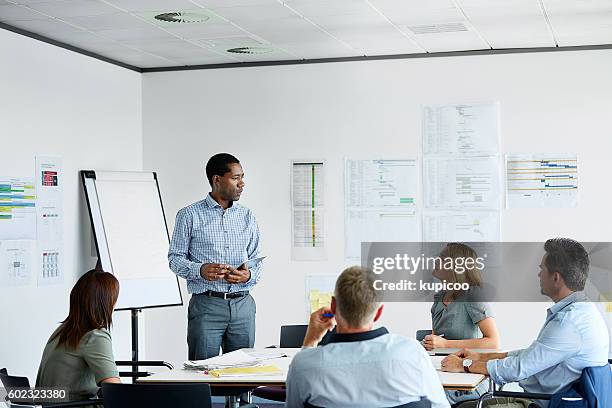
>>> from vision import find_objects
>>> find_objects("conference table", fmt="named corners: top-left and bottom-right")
top-left (139, 348), bottom-right (489, 407)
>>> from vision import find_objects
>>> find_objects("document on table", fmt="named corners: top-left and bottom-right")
top-left (291, 160), bottom-right (326, 261)
top-left (506, 154), bottom-right (578, 208)
top-left (184, 349), bottom-right (259, 370)
top-left (344, 159), bottom-right (419, 261)
top-left (423, 102), bottom-right (500, 156)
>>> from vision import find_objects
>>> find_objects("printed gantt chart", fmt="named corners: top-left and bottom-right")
top-left (0, 178), bottom-right (36, 240)
top-left (506, 154), bottom-right (578, 208)
top-left (344, 159), bottom-right (419, 261)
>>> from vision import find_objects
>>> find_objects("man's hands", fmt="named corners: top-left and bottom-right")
top-left (303, 307), bottom-right (336, 348)
top-left (200, 263), bottom-right (251, 284)
top-left (225, 263), bottom-right (251, 284)
top-left (200, 263), bottom-right (231, 281)
top-left (422, 334), bottom-right (448, 351)
top-left (440, 349), bottom-right (482, 372)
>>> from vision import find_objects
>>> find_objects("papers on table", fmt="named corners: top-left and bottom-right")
top-left (183, 349), bottom-right (290, 377)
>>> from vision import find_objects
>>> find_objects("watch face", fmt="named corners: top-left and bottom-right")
top-left (463, 358), bottom-right (473, 367)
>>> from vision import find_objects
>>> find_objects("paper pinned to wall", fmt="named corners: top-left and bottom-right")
top-left (0, 177), bottom-right (36, 240)
top-left (291, 161), bottom-right (326, 261)
top-left (506, 154), bottom-right (578, 208)
top-left (423, 157), bottom-right (501, 210)
top-left (423, 210), bottom-right (501, 242)
top-left (423, 102), bottom-right (500, 156)
top-left (344, 159), bottom-right (420, 261)
top-left (305, 275), bottom-right (336, 315)
top-left (0, 240), bottom-right (35, 287)
top-left (36, 156), bottom-right (64, 286)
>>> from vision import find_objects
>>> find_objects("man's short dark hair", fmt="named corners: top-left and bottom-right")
top-left (206, 153), bottom-right (240, 186)
top-left (544, 238), bottom-right (589, 291)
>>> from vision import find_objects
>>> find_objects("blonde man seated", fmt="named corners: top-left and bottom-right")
top-left (285, 266), bottom-right (450, 408)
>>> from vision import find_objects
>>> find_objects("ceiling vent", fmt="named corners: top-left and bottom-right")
top-left (407, 22), bottom-right (468, 35)
top-left (227, 47), bottom-right (273, 55)
top-left (154, 12), bottom-right (210, 24)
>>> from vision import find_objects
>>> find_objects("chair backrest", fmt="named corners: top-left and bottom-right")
top-left (415, 330), bottom-right (432, 342)
top-left (0, 368), bottom-right (33, 406)
top-left (101, 383), bottom-right (211, 408)
top-left (280, 325), bottom-right (308, 348)
top-left (304, 398), bottom-right (431, 408)
top-left (279, 325), bottom-right (335, 348)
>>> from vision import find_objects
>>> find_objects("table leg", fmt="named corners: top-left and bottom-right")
top-left (227, 395), bottom-right (239, 408)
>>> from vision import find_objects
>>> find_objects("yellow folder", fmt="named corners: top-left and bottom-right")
top-left (208, 364), bottom-right (281, 378)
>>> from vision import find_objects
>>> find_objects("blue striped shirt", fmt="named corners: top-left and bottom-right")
top-left (168, 193), bottom-right (262, 294)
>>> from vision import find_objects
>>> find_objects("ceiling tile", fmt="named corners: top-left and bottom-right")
top-left (556, 31), bottom-right (612, 46)
top-left (162, 20), bottom-right (247, 39)
top-left (103, 0), bottom-right (201, 12)
top-left (2, 17), bottom-right (79, 33)
top-left (211, 3), bottom-right (299, 23)
top-left (284, 0), bottom-right (374, 17)
top-left (410, 30), bottom-right (489, 52)
top-left (119, 37), bottom-right (219, 59)
top-left (197, 0), bottom-right (276, 7)
top-left (170, 55), bottom-right (239, 65)
top-left (0, 4), bottom-right (49, 20)
top-left (27, 0), bottom-right (120, 18)
top-left (44, 29), bottom-right (112, 45)
top-left (63, 12), bottom-right (154, 30)
top-left (95, 26), bottom-right (177, 41)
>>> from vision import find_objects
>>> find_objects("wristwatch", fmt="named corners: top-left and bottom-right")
top-left (463, 358), bottom-right (473, 373)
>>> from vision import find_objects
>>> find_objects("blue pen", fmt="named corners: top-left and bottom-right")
top-left (322, 313), bottom-right (334, 318)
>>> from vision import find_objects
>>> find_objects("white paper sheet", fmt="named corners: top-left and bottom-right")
top-left (424, 157), bottom-right (500, 210)
top-left (423, 210), bottom-right (500, 242)
top-left (0, 240), bottom-right (35, 287)
top-left (506, 154), bottom-right (578, 208)
top-left (291, 161), bottom-right (326, 261)
top-left (344, 159), bottom-right (420, 261)
top-left (0, 177), bottom-right (36, 240)
top-left (423, 102), bottom-right (500, 156)
top-left (345, 159), bottom-right (418, 208)
top-left (36, 156), bottom-right (64, 286)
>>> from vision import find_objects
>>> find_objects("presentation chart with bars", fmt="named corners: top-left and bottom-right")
top-left (0, 178), bottom-right (36, 240)
top-left (506, 154), bottom-right (578, 208)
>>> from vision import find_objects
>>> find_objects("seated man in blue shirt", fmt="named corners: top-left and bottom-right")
top-left (440, 238), bottom-right (610, 408)
top-left (285, 266), bottom-right (450, 408)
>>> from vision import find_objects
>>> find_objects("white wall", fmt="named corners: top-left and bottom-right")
top-left (142, 49), bottom-right (612, 366)
top-left (0, 29), bottom-right (142, 380)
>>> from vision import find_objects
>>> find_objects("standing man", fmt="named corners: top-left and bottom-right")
top-left (168, 153), bottom-right (262, 363)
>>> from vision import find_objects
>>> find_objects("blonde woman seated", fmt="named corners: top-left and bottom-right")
top-left (422, 243), bottom-right (500, 404)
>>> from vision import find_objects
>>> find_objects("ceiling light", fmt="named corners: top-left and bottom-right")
top-left (154, 12), bottom-right (210, 24)
top-left (227, 47), bottom-right (273, 55)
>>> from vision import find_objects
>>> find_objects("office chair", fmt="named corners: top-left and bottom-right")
top-left (0, 368), bottom-right (101, 407)
top-left (304, 397), bottom-right (432, 408)
top-left (253, 324), bottom-right (336, 402)
top-left (101, 383), bottom-right (259, 408)
top-left (476, 360), bottom-right (612, 408)
top-left (416, 330), bottom-right (432, 342)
